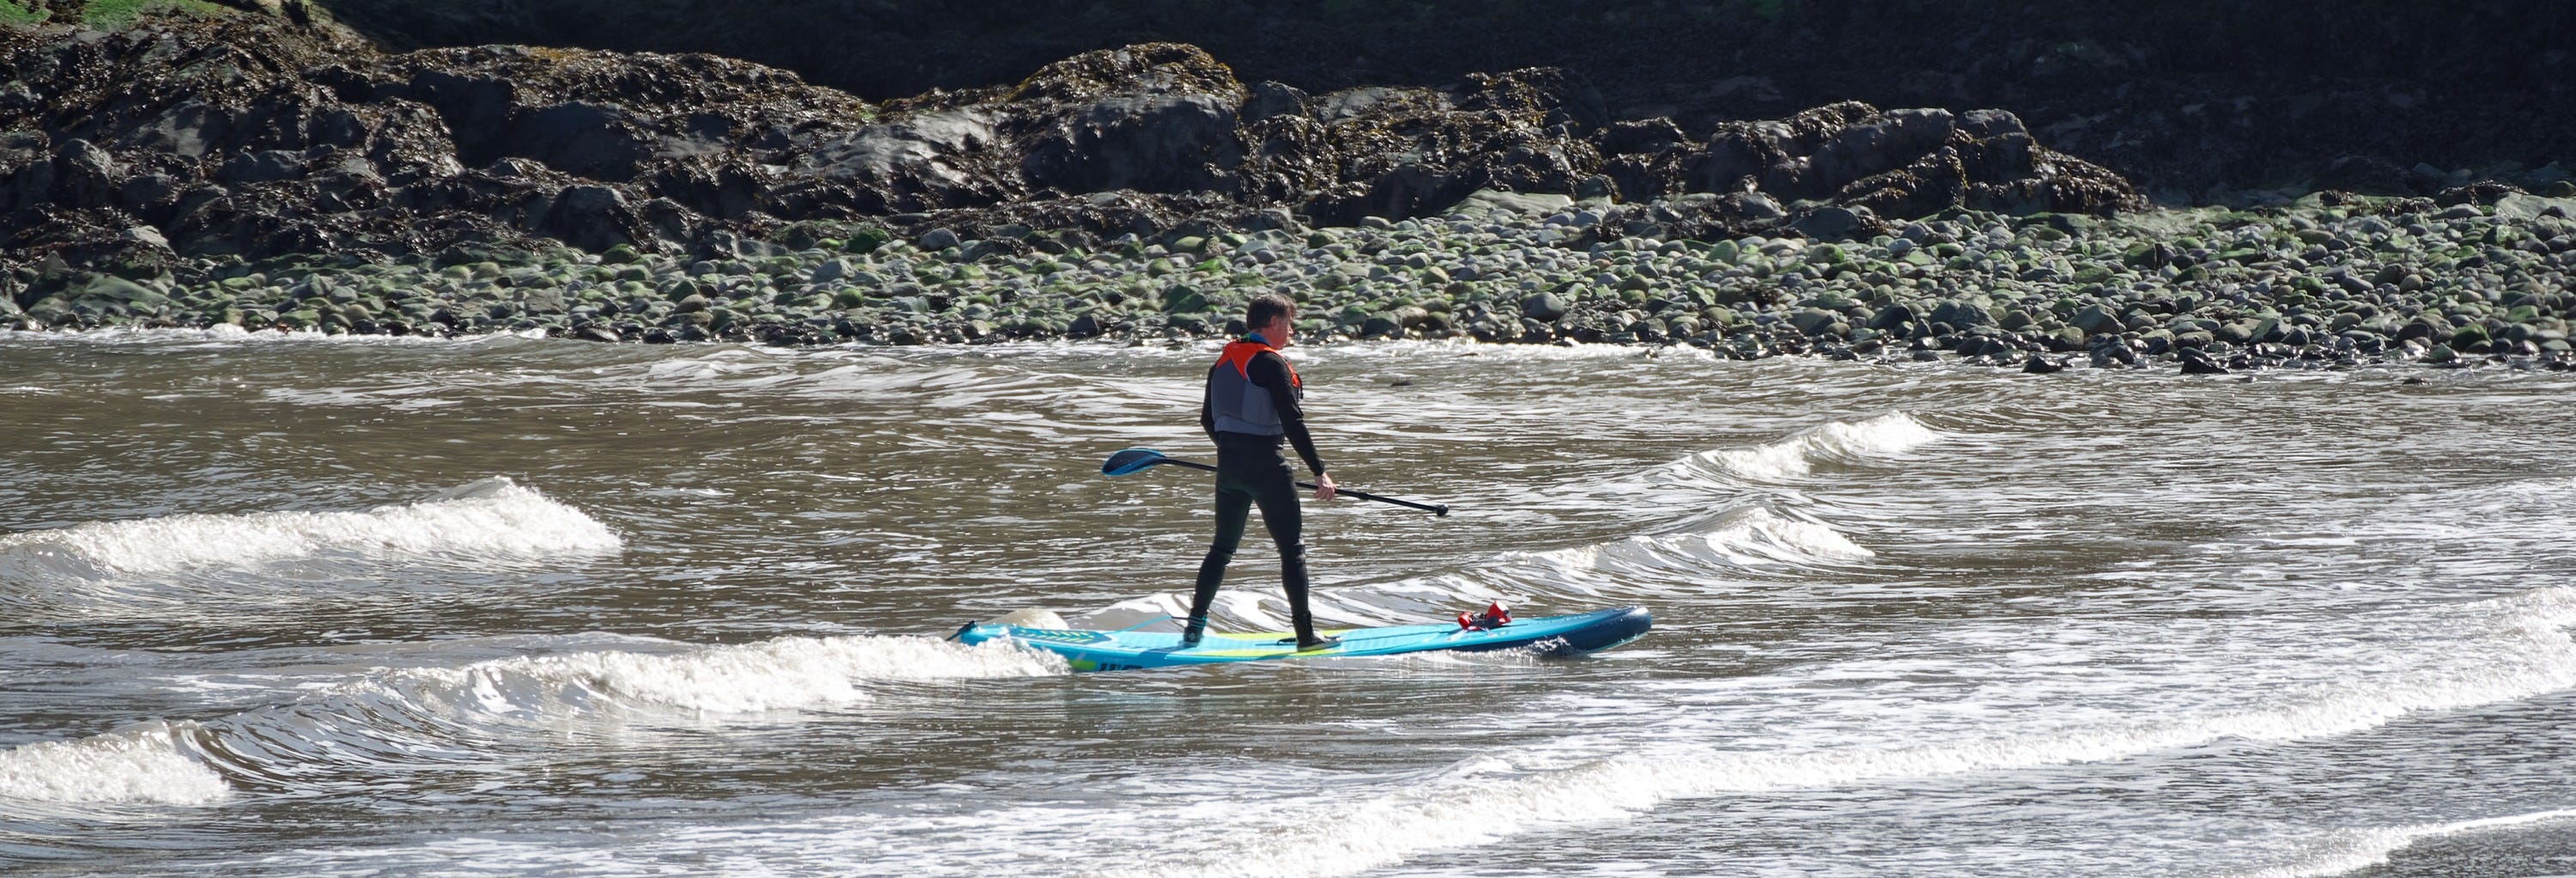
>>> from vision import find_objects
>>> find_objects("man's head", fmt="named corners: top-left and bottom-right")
top-left (1245, 293), bottom-right (1297, 346)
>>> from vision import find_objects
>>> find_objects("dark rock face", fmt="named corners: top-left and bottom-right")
top-left (313, 0), bottom-right (2571, 200)
top-left (1009, 44), bottom-right (1248, 195)
top-left (0, 15), bottom-right (2143, 296)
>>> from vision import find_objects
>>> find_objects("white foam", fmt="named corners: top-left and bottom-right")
top-left (1074, 596), bottom-right (1191, 632)
top-left (0, 477), bottom-right (619, 581)
top-left (1694, 412), bottom-right (1942, 481)
top-left (1529, 506), bottom-right (1874, 573)
top-left (365, 634), bottom-right (1068, 720)
top-left (1072, 590), bottom-right (1294, 633)
top-left (0, 721), bottom-right (229, 805)
top-left (1292, 338), bottom-right (1719, 364)
top-left (1072, 506), bottom-right (1871, 634)
top-left (258, 386), bottom-right (462, 411)
top-left (2225, 808), bottom-right (2576, 878)
top-left (0, 326), bottom-right (550, 346)
top-left (1109, 587), bottom-right (2576, 878)
top-left (2424, 476), bottom-right (2576, 524)
top-left (635, 349), bottom-right (809, 387)
top-left (983, 608), bottom-right (1072, 630)
top-left (1206, 507), bottom-right (1862, 626)
top-left (0, 635), bottom-right (1063, 808)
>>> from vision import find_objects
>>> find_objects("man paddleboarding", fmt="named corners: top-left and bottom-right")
top-left (1190, 293), bottom-right (1339, 649)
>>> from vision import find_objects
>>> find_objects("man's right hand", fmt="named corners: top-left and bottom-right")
top-left (1313, 471), bottom-right (1338, 501)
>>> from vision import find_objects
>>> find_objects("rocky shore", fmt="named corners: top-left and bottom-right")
top-left (3, 7), bottom-right (2573, 372)
top-left (0, 14), bottom-right (2136, 273)
top-left (310, 0), bottom-right (2576, 202)
top-left (11, 186), bottom-right (2573, 373)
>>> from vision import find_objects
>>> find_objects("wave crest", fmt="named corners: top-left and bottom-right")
top-left (0, 721), bottom-right (230, 806)
top-left (0, 477), bottom-right (620, 582)
top-left (1693, 412), bottom-right (1942, 481)
top-left (372, 634), bottom-right (1069, 718)
top-left (0, 634), bottom-right (1066, 809)
top-left (2224, 808), bottom-right (2576, 878)
top-left (1530, 506), bottom-right (1874, 573)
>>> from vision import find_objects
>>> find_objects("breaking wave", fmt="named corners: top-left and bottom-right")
top-left (2223, 808), bottom-right (2576, 878)
top-left (0, 721), bottom-right (231, 806)
top-left (0, 477), bottom-right (620, 583)
top-left (1686, 412), bottom-right (1943, 482)
top-left (0, 634), bottom-right (1064, 808)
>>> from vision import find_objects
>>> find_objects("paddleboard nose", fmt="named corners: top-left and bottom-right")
top-left (1563, 606), bottom-right (1651, 653)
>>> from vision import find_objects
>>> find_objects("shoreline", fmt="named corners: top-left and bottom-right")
top-left (7, 191), bottom-right (2572, 375)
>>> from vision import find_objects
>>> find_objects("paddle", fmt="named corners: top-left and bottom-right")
top-left (1102, 448), bottom-right (1450, 516)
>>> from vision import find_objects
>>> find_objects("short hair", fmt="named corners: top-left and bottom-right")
top-left (1245, 292), bottom-right (1297, 328)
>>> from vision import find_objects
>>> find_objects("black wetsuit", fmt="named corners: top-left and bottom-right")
top-left (1191, 335), bottom-right (1328, 645)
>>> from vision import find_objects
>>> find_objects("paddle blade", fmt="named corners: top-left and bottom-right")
top-left (1102, 448), bottom-right (1170, 477)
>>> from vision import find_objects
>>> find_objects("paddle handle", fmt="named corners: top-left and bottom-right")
top-left (1153, 459), bottom-right (1449, 516)
top-left (1308, 484), bottom-right (1449, 516)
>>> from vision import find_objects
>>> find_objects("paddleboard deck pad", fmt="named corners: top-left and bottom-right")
top-left (951, 606), bottom-right (1650, 672)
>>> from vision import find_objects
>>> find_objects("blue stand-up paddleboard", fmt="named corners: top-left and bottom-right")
top-left (951, 607), bottom-right (1651, 672)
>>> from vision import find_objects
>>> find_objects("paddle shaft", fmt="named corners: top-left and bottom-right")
top-left (1149, 458), bottom-right (1449, 516)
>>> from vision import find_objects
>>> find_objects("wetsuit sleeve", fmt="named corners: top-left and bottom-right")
top-left (1200, 369), bottom-right (1217, 442)
top-left (1250, 352), bottom-right (1327, 475)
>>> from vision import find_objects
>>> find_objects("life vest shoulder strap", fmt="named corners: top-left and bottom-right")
top-left (1215, 339), bottom-right (1300, 388)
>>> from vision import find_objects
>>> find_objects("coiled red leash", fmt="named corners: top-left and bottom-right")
top-left (1456, 601), bottom-right (1512, 631)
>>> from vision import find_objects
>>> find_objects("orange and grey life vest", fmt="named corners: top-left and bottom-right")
top-left (1207, 336), bottom-right (1301, 436)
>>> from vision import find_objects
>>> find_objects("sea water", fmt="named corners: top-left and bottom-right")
top-left (3, 329), bottom-right (2573, 877)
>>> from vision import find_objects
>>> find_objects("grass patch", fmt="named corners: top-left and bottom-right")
top-left (0, 1), bottom-right (49, 25)
top-left (76, 0), bottom-right (234, 27)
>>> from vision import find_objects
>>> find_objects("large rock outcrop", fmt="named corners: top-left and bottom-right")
top-left (306, 0), bottom-right (2576, 201)
top-left (0, 13), bottom-right (2143, 299)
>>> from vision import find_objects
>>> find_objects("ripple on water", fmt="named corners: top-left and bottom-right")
top-left (5, 338), bottom-right (2576, 877)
